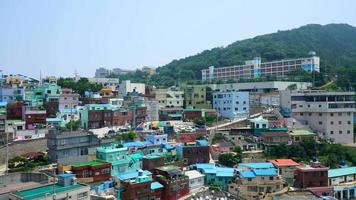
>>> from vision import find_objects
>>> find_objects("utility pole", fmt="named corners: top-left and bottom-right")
top-left (5, 131), bottom-right (8, 175)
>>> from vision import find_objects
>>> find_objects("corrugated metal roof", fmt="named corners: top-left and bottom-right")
top-left (328, 167), bottom-right (356, 178)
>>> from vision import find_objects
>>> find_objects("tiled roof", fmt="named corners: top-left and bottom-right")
top-left (270, 159), bottom-right (299, 167)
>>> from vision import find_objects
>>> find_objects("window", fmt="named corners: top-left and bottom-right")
top-left (235, 107), bottom-right (238, 111)
top-left (236, 101), bottom-right (239, 104)
top-left (339, 121), bottom-right (342, 125)
top-left (318, 121), bottom-right (322, 125)
top-left (347, 112), bottom-right (351, 116)
top-left (77, 192), bottom-right (88, 200)
top-left (309, 113), bottom-right (312, 116)
top-left (243, 101), bottom-right (246, 104)
top-left (243, 107), bottom-right (247, 110)
top-left (330, 121), bottom-right (334, 125)
top-left (338, 113), bottom-right (342, 116)
top-left (319, 113), bottom-right (322, 116)
top-left (300, 112), bottom-right (304, 116)
top-left (248, 178), bottom-right (252, 182)
top-left (269, 176), bottom-right (273, 181)
top-left (339, 131), bottom-right (342, 134)
top-left (330, 113), bottom-right (334, 117)
top-left (347, 121), bottom-right (351, 125)
top-left (318, 105), bottom-right (322, 108)
top-left (101, 168), bottom-right (110, 175)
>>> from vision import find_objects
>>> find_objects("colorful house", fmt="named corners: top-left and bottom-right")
top-left (71, 160), bottom-right (112, 183)
top-left (195, 163), bottom-right (235, 191)
top-left (96, 145), bottom-right (141, 177)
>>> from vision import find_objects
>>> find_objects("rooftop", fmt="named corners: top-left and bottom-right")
top-left (328, 166), bottom-right (356, 178)
top-left (270, 159), bottom-right (300, 167)
top-left (289, 129), bottom-right (315, 136)
top-left (151, 181), bottom-right (164, 190)
top-left (118, 170), bottom-right (152, 181)
top-left (185, 170), bottom-right (205, 179)
top-left (14, 183), bottom-right (86, 200)
top-left (239, 162), bottom-right (275, 169)
top-left (156, 165), bottom-right (180, 172)
top-left (71, 160), bottom-right (110, 168)
top-left (196, 164), bottom-right (235, 177)
top-left (240, 169), bottom-right (277, 178)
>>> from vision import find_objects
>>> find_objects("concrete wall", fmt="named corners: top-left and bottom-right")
top-left (0, 138), bottom-right (47, 164)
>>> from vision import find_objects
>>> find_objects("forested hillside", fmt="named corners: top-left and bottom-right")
top-left (120, 24), bottom-right (356, 89)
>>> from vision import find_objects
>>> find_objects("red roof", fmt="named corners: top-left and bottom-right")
top-left (270, 159), bottom-right (299, 166)
top-left (22, 152), bottom-right (43, 158)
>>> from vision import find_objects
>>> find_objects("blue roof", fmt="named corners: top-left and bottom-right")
top-left (196, 140), bottom-right (208, 146)
top-left (253, 169), bottom-right (277, 176)
top-left (239, 162), bottom-right (275, 169)
top-left (117, 170), bottom-right (152, 181)
top-left (59, 108), bottom-right (77, 114)
top-left (328, 167), bottom-right (356, 178)
top-left (196, 163), bottom-right (216, 170)
top-left (123, 141), bottom-right (153, 148)
top-left (58, 173), bottom-right (75, 178)
top-left (151, 181), bottom-right (164, 190)
top-left (240, 171), bottom-right (256, 178)
top-left (162, 143), bottom-right (175, 150)
top-left (196, 163), bottom-right (235, 177)
top-left (0, 102), bottom-right (7, 107)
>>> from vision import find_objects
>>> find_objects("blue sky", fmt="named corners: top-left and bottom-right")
top-left (0, 0), bottom-right (355, 78)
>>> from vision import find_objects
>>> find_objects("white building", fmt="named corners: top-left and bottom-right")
top-left (154, 88), bottom-right (184, 108)
top-left (119, 80), bottom-right (145, 97)
top-left (280, 90), bottom-right (355, 144)
top-left (185, 170), bottom-right (205, 191)
top-left (213, 91), bottom-right (249, 119)
top-left (144, 100), bottom-right (159, 122)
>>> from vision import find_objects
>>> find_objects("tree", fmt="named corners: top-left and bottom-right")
top-left (65, 120), bottom-right (81, 131)
top-left (233, 146), bottom-right (243, 163)
top-left (115, 130), bottom-right (137, 142)
top-left (218, 153), bottom-right (239, 167)
top-left (193, 117), bottom-right (206, 126)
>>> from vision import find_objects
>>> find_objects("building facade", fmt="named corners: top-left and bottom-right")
top-left (176, 140), bottom-right (210, 166)
top-left (280, 90), bottom-right (355, 144)
top-left (155, 88), bottom-right (184, 108)
top-left (183, 85), bottom-right (212, 109)
top-left (213, 91), bottom-right (249, 119)
top-left (202, 56), bottom-right (320, 81)
top-left (119, 80), bottom-right (145, 97)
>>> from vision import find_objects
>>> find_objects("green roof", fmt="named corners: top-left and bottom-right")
top-left (328, 167), bottom-right (356, 178)
top-left (289, 129), bottom-right (315, 136)
top-left (129, 153), bottom-right (143, 160)
top-left (15, 183), bottom-right (86, 200)
top-left (71, 160), bottom-right (108, 167)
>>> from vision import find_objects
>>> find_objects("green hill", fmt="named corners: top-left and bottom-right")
top-left (123, 24), bottom-right (356, 89)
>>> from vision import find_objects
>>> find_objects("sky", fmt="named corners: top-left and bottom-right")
top-left (0, 0), bottom-right (355, 79)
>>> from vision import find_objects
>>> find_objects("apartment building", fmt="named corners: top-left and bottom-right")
top-left (154, 87), bottom-right (184, 108)
top-left (59, 88), bottom-right (79, 110)
top-left (183, 84), bottom-right (212, 109)
top-left (202, 56), bottom-right (320, 81)
top-left (280, 90), bottom-right (355, 144)
top-left (328, 166), bottom-right (356, 199)
top-left (176, 140), bottom-right (210, 166)
top-left (213, 91), bottom-right (249, 119)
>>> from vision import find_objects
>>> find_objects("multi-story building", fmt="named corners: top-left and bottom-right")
top-left (294, 160), bottom-right (332, 196)
top-left (195, 163), bottom-right (235, 191)
top-left (95, 67), bottom-right (132, 78)
top-left (6, 101), bottom-right (23, 119)
top-left (328, 166), bottom-right (356, 199)
top-left (9, 173), bottom-right (90, 200)
top-left (144, 100), bottom-right (159, 122)
top-left (46, 129), bottom-right (113, 165)
top-left (0, 86), bottom-right (24, 103)
top-left (145, 132), bottom-right (168, 145)
top-left (280, 90), bottom-right (355, 144)
top-left (119, 80), bottom-right (145, 97)
top-left (80, 104), bottom-right (133, 129)
top-left (202, 56), bottom-right (320, 81)
top-left (23, 108), bottom-right (46, 129)
top-left (213, 91), bottom-right (249, 119)
top-left (96, 145), bottom-right (141, 177)
top-left (59, 88), bottom-right (80, 110)
top-left (270, 159), bottom-right (300, 186)
top-left (231, 167), bottom-right (283, 200)
top-left (71, 160), bottom-right (112, 183)
top-left (183, 84), bottom-right (212, 109)
top-left (153, 165), bottom-right (189, 200)
top-left (119, 170), bottom-right (163, 200)
top-left (185, 170), bottom-right (205, 192)
top-left (154, 88), bottom-right (184, 108)
top-left (182, 108), bottom-right (217, 122)
top-left (88, 77), bottom-right (120, 91)
top-left (158, 107), bottom-right (184, 121)
top-left (176, 140), bottom-right (210, 166)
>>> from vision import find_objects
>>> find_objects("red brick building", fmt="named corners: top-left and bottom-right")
top-left (142, 155), bottom-right (165, 171)
top-left (24, 110), bottom-right (46, 129)
top-left (153, 165), bottom-right (189, 200)
top-left (134, 106), bottom-right (147, 126)
top-left (43, 99), bottom-right (59, 118)
top-left (112, 109), bottom-right (133, 126)
top-left (294, 160), bottom-right (333, 196)
top-left (71, 160), bottom-right (111, 183)
top-left (6, 101), bottom-right (23, 119)
top-left (177, 129), bottom-right (207, 143)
